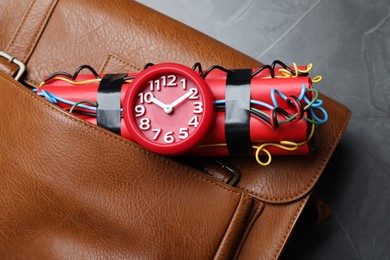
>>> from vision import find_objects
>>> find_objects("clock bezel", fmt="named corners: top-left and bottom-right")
top-left (123, 63), bottom-right (215, 155)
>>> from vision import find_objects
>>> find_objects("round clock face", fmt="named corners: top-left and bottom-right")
top-left (123, 63), bottom-right (215, 155)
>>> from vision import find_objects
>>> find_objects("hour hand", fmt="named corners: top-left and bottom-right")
top-left (150, 96), bottom-right (168, 110)
top-left (150, 96), bottom-right (174, 114)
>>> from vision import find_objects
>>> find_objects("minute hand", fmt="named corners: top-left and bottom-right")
top-left (169, 89), bottom-right (195, 108)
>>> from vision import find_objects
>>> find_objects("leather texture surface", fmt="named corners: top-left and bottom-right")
top-left (0, 0), bottom-right (57, 77)
top-left (0, 0), bottom-right (351, 259)
top-left (0, 0), bottom-right (29, 50)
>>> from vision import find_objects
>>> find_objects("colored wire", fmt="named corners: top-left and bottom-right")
top-left (143, 63), bottom-right (155, 70)
top-left (192, 62), bottom-right (232, 79)
top-left (193, 61), bottom-right (325, 130)
top-left (69, 100), bottom-right (97, 114)
top-left (37, 89), bottom-right (97, 111)
top-left (253, 123), bottom-right (316, 166)
top-left (213, 84), bottom-right (328, 128)
top-left (39, 64), bottom-right (134, 88)
top-left (72, 64), bottom-right (101, 80)
top-left (192, 60), bottom-right (311, 80)
top-left (251, 60), bottom-right (309, 78)
top-left (39, 76), bottom-right (134, 88)
top-left (38, 77), bottom-right (101, 88)
top-left (41, 64), bottom-right (101, 84)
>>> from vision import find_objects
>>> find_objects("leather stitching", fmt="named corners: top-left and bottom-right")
top-left (5, 0), bottom-right (36, 52)
top-left (0, 73), bottom-right (248, 198)
top-left (100, 54), bottom-right (142, 73)
top-left (214, 196), bottom-right (264, 259)
top-left (233, 200), bottom-right (264, 259)
top-left (21, 0), bottom-right (58, 62)
top-left (213, 194), bottom-right (245, 258)
top-left (273, 198), bottom-right (308, 260)
top-left (6, 0), bottom-right (58, 62)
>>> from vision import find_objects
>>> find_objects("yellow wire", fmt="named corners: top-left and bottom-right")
top-left (297, 63), bottom-right (313, 73)
top-left (197, 143), bottom-right (227, 149)
top-left (273, 63), bottom-right (304, 78)
top-left (292, 63), bottom-right (299, 77)
top-left (312, 75), bottom-right (322, 83)
top-left (277, 70), bottom-right (293, 78)
top-left (255, 147), bottom-right (272, 166)
top-left (271, 63), bottom-right (325, 83)
top-left (252, 123), bottom-right (316, 166)
top-left (39, 77), bottom-right (101, 88)
top-left (38, 76), bottom-right (133, 88)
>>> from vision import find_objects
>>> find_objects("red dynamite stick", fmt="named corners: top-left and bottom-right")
top-left (205, 66), bottom-right (312, 108)
top-left (38, 67), bottom-right (311, 156)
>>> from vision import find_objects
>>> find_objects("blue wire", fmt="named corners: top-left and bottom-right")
top-left (310, 107), bottom-right (328, 124)
top-left (303, 92), bottom-right (323, 108)
top-left (270, 88), bottom-right (286, 107)
top-left (213, 100), bottom-right (225, 105)
top-left (250, 100), bottom-right (275, 110)
top-left (298, 84), bottom-right (306, 100)
top-left (39, 90), bottom-right (58, 104)
top-left (214, 82), bottom-right (328, 125)
top-left (271, 84), bottom-right (306, 107)
top-left (37, 89), bottom-right (97, 111)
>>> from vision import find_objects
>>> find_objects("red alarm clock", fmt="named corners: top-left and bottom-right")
top-left (122, 63), bottom-right (215, 155)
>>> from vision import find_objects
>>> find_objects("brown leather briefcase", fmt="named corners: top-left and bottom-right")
top-left (0, 1), bottom-right (351, 259)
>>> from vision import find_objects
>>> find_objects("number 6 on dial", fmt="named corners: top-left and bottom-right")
top-left (123, 63), bottom-right (215, 155)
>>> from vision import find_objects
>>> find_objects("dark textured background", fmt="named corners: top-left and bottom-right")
top-left (137, 1), bottom-right (390, 259)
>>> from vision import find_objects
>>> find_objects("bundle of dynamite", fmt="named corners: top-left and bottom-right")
top-left (35, 61), bottom-right (327, 166)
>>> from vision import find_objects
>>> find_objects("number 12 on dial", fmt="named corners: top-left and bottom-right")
top-left (148, 75), bottom-right (189, 91)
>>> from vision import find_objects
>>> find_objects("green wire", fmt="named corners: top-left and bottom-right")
top-left (69, 100), bottom-right (97, 114)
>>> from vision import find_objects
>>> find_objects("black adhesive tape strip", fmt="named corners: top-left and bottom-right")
top-left (225, 69), bottom-right (253, 156)
top-left (97, 74), bottom-right (127, 135)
